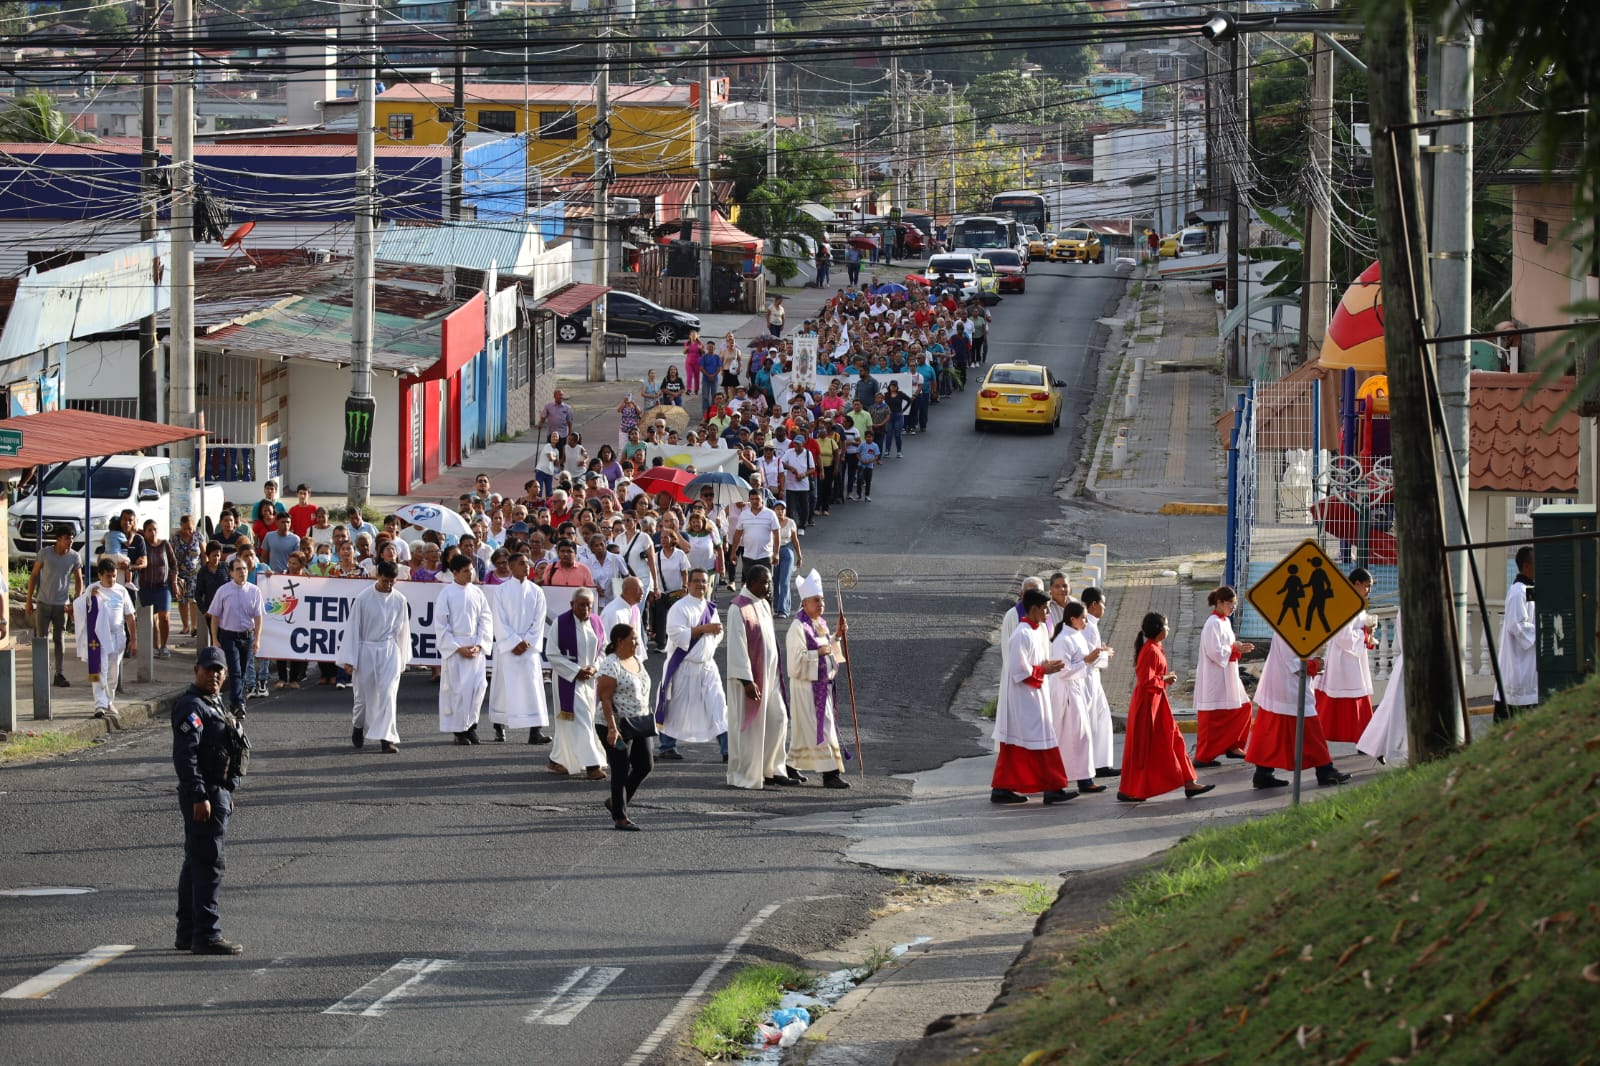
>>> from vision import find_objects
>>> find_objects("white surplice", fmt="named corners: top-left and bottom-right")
top-left (1194, 612), bottom-right (1250, 710)
top-left (1081, 611), bottom-right (1115, 769)
top-left (1495, 579), bottom-right (1538, 705)
top-left (73, 582), bottom-right (135, 712)
top-left (548, 612), bottom-right (608, 771)
top-left (994, 620), bottom-right (1058, 750)
top-left (1048, 624), bottom-right (1096, 781)
top-left (436, 581), bottom-right (493, 733)
top-left (661, 594), bottom-right (727, 743)
top-left (1359, 613), bottom-right (1408, 762)
top-left (1314, 612), bottom-right (1374, 698)
top-left (488, 576), bottom-right (549, 729)
top-left (725, 594), bottom-right (786, 789)
top-left (341, 584), bottom-right (411, 744)
top-left (993, 601), bottom-right (1028, 745)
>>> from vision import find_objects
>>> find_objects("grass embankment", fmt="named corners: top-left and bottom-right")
top-left (689, 963), bottom-right (810, 1059)
top-left (0, 730), bottom-right (96, 764)
top-left (977, 678), bottom-right (1600, 1064)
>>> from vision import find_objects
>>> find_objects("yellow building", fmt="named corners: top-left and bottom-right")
top-left (373, 80), bottom-right (728, 177)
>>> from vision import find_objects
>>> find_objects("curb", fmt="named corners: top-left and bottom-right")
top-left (1159, 502), bottom-right (1228, 516)
top-left (2, 686), bottom-right (187, 750)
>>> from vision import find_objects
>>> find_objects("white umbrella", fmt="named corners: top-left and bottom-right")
top-left (394, 502), bottom-right (473, 540)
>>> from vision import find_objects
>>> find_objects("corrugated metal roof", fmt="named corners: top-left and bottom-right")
top-left (203, 296), bottom-right (441, 373)
top-left (375, 220), bottom-right (542, 275)
top-left (0, 142), bottom-right (450, 158)
top-left (377, 81), bottom-right (693, 106)
top-left (0, 408), bottom-right (207, 467)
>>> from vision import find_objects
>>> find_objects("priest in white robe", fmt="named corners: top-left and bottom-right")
top-left (725, 564), bottom-right (788, 790)
top-left (437, 554), bottom-right (493, 744)
top-left (339, 560), bottom-right (412, 753)
top-left (74, 556), bottom-right (137, 721)
top-left (991, 588), bottom-right (1074, 805)
top-left (786, 569), bottom-right (852, 789)
top-left (488, 553), bottom-right (550, 744)
top-left (1495, 547), bottom-right (1538, 719)
top-left (548, 588), bottom-right (609, 777)
top-left (655, 568), bottom-right (728, 759)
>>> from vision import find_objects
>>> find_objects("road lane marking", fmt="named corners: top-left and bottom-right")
top-left (524, 966), bottom-right (624, 1025)
top-left (1, 945), bottom-right (135, 1000)
top-left (323, 958), bottom-right (456, 1018)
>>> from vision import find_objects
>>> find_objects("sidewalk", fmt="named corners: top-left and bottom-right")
top-left (1084, 272), bottom-right (1228, 515)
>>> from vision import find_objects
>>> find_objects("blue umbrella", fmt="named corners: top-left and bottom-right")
top-left (686, 470), bottom-right (753, 507)
top-left (873, 282), bottom-right (909, 296)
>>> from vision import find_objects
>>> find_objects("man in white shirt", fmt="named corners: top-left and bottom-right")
top-left (732, 488), bottom-right (781, 594)
top-left (758, 444), bottom-right (784, 494)
top-left (781, 435), bottom-right (815, 531)
top-left (601, 576), bottom-right (649, 663)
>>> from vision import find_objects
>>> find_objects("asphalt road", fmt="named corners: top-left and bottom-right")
top-left (0, 261), bottom-right (1215, 1066)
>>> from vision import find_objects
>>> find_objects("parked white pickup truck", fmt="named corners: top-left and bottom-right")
top-left (7, 454), bottom-right (224, 560)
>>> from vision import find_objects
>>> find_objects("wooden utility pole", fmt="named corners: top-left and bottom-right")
top-left (138, 0), bottom-right (158, 424)
top-left (1366, 1), bottom-right (1465, 761)
top-left (449, 0), bottom-right (467, 220)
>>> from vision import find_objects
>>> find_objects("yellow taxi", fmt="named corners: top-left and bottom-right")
top-left (1029, 231), bottom-right (1055, 259)
top-left (1159, 227), bottom-right (1208, 257)
top-left (1050, 227), bottom-right (1104, 264)
top-left (974, 360), bottom-right (1064, 432)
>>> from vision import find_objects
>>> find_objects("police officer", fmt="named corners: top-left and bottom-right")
top-left (173, 646), bottom-right (245, 955)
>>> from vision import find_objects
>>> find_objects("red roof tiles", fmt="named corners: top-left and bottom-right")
top-left (1469, 371), bottom-right (1579, 494)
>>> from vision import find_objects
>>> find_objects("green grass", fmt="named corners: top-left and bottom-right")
top-left (994, 879), bottom-right (1057, 916)
top-left (0, 730), bottom-right (96, 763)
top-left (970, 677), bottom-right (1600, 1064)
top-left (688, 963), bottom-right (811, 1060)
top-left (978, 696), bottom-right (998, 720)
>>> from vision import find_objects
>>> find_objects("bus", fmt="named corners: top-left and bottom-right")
top-left (990, 190), bottom-right (1050, 232)
top-left (948, 215), bottom-right (1018, 252)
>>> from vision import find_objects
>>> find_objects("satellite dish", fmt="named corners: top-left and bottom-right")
top-left (221, 221), bottom-right (256, 249)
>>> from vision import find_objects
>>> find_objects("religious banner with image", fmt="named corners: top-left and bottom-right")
top-left (791, 335), bottom-right (819, 389)
top-left (254, 574), bottom-right (590, 665)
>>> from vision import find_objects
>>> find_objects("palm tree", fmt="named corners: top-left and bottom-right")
top-left (737, 179), bottom-right (827, 285)
top-left (0, 90), bottom-right (99, 144)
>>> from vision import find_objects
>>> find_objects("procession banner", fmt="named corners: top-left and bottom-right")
top-left (769, 371), bottom-right (917, 404)
top-left (255, 574), bottom-right (591, 666)
top-left (791, 335), bottom-right (819, 389)
top-left (643, 443), bottom-right (742, 474)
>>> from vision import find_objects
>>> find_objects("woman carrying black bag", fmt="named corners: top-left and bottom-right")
top-left (596, 623), bottom-right (655, 832)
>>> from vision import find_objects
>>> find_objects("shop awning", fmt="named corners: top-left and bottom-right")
top-left (537, 283), bottom-right (611, 318)
top-left (0, 408), bottom-right (207, 468)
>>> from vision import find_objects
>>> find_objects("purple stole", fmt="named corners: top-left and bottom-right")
top-left (655, 597), bottom-right (718, 723)
top-left (86, 589), bottom-right (104, 680)
top-left (554, 610), bottom-right (605, 717)
top-left (797, 611), bottom-right (834, 744)
top-left (732, 593), bottom-right (768, 730)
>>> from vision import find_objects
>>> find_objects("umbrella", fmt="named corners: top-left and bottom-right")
top-left (634, 467), bottom-right (696, 503)
top-left (847, 234), bottom-right (879, 251)
top-left (687, 470), bottom-right (752, 507)
top-left (873, 282), bottom-right (909, 297)
top-left (393, 501), bottom-right (473, 540)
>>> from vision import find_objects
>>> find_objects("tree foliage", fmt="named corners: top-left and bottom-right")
top-left (0, 90), bottom-right (98, 144)
top-left (717, 131), bottom-right (850, 203)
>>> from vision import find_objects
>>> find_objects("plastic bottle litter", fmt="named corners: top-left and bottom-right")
top-left (755, 1023), bottom-right (783, 1046)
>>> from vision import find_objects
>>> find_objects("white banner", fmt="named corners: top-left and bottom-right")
top-left (769, 371), bottom-right (918, 404)
top-left (643, 443), bottom-right (742, 474)
top-left (255, 574), bottom-right (592, 666)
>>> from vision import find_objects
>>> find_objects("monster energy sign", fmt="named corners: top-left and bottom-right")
top-left (341, 395), bottom-right (377, 475)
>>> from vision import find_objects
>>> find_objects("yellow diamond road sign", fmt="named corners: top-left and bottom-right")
top-left (1246, 539), bottom-right (1368, 659)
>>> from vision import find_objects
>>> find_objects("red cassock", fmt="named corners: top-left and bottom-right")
top-left (1119, 640), bottom-right (1197, 800)
top-left (1314, 690), bottom-right (1374, 743)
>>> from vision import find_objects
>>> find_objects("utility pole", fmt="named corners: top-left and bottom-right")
top-left (1430, 0), bottom-right (1474, 646)
top-left (344, 0), bottom-right (377, 509)
top-left (1302, 3), bottom-right (1335, 358)
top-left (1171, 79), bottom-right (1183, 234)
top-left (138, 0), bottom-right (158, 424)
top-left (889, 7), bottom-right (901, 210)
top-left (449, 0), bottom-right (467, 221)
top-left (1367, 0), bottom-right (1465, 761)
top-left (697, 1), bottom-right (713, 314)
top-left (587, 0), bottom-right (610, 381)
top-left (169, 0), bottom-right (196, 505)
top-left (947, 82), bottom-right (956, 217)
top-left (1224, 33), bottom-right (1246, 377)
top-left (765, 0), bottom-right (776, 183)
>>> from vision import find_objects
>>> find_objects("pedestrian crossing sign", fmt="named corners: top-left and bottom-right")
top-left (1246, 539), bottom-right (1367, 658)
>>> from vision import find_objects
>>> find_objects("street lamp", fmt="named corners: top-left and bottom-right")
top-left (1201, 12), bottom-right (1238, 41)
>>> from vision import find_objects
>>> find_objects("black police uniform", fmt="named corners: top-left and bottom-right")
top-left (172, 683), bottom-right (242, 950)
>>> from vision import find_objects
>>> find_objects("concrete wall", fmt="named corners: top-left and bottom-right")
top-left (285, 361), bottom-right (404, 497)
top-left (1510, 181), bottom-right (1579, 363)
top-left (64, 338), bottom-right (139, 403)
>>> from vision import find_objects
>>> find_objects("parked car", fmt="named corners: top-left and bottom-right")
top-left (7, 455), bottom-right (224, 559)
top-left (1160, 227), bottom-right (1209, 257)
top-left (555, 292), bottom-right (702, 346)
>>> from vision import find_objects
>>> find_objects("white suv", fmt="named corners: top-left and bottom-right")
top-left (921, 252), bottom-right (980, 300)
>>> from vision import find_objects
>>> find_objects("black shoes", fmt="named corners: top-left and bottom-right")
top-left (379, 740), bottom-right (400, 754)
top-left (1185, 783), bottom-right (1216, 798)
top-left (657, 749), bottom-right (684, 761)
top-left (493, 724), bottom-right (506, 742)
top-left (454, 732), bottom-right (471, 746)
top-left (1076, 779), bottom-right (1108, 794)
top-left (786, 767), bottom-right (808, 784)
top-left (1095, 767), bottom-right (1121, 779)
top-left (990, 789), bottom-right (1027, 804)
top-left (465, 725), bottom-right (480, 745)
top-left (53, 674), bottom-right (69, 688)
top-left (1193, 759), bottom-right (1221, 769)
top-left (721, 753), bottom-right (730, 764)
top-left (822, 771), bottom-right (851, 790)
top-left (1316, 766), bottom-right (1352, 786)
top-left (352, 727), bottom-right (364, 749)
top-left (192, 938), bottom-right (244, 956)
top-left (1115, 792), bottom-right (1145, 803)
top-left (528, 728), bottom-right (552, 745)
top-left (765, 775), bottom-right (800, 787)
top-left (1042, 789), bottom-right (1078, 805)
top-left (1252, 772), bottom-right (1289, 789)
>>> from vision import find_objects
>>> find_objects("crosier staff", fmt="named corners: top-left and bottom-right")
top-left (835, 568), bottom-right (864, 777)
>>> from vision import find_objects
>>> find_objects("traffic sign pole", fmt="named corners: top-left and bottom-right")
top-left (1292, 659), bottom-right (1308, 807)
